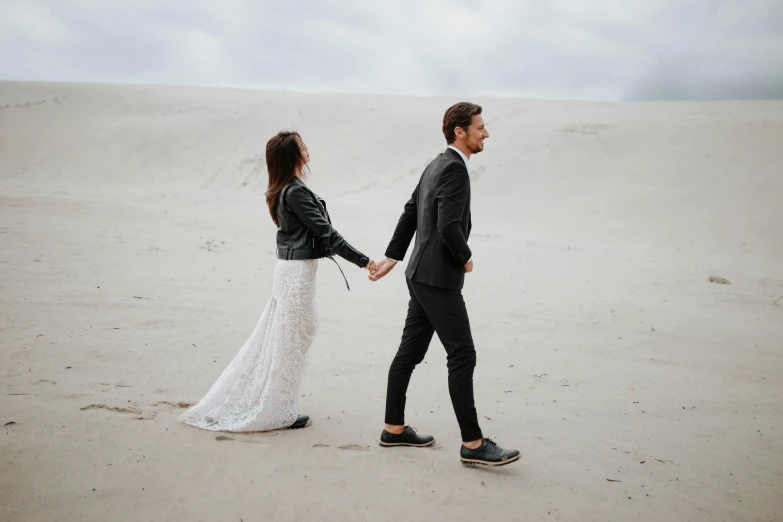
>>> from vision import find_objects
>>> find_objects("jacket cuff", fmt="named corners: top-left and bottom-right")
top-left (385, 247), bottom-right (404, 262)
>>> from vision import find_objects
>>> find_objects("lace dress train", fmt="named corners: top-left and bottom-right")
top-left (178, 259), bottom-right (319, 432)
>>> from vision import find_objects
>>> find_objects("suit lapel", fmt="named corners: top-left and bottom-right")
top-left (443, 148), bottom-right (472, 236)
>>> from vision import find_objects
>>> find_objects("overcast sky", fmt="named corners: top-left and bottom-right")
top-left (1, 0), bottom-right (782, 101)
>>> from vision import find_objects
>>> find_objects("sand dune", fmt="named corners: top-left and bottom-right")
top-left (1, 82), bottom-right (782, 521)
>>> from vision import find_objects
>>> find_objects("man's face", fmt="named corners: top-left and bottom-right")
top-left (462, 114), bottom-right (489, 154)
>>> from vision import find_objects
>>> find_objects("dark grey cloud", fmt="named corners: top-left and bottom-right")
top-left (0, 0), bottom-right (781, 100)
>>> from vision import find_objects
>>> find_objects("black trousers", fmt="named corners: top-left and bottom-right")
top-left (384, 278), bottom-right (483, 442)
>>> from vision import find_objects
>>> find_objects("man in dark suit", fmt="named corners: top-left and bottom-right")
top-left (369, 102), bottom-right (520, 466)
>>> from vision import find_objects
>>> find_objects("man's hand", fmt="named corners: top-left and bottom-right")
top-left (369, 258), bottom-right (397, 281)
top-left (464, 260), bottom-right (473, 273)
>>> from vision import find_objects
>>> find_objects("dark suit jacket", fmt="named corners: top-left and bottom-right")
top-left (385, 148), bottom-right (472, 290)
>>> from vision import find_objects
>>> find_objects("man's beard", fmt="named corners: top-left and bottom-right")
top-left (469, 141), bottom-right (483, 154)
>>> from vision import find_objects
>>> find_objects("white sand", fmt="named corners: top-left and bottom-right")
top-left (1, 82), bottom-right (781, 521)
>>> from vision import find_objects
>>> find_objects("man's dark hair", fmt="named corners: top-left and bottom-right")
top-left (442, 102), bottom-right (482, 144)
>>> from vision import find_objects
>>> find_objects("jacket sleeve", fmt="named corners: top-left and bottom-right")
top-left (286, 184), bottom-right (370, 269)
top-left (384, 182), bottom-right (419, 261)
top-left (435, 165), bottom-right (472, 265)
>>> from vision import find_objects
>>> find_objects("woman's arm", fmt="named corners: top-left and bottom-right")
top-left (286, 184), bottom-right (370, 268)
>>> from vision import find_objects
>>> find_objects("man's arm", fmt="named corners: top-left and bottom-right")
top-left (436, 165), bottom-right (472, 266)
top-left (384, 183), bottom-right (419, 262)
top-left (369, 183), bottom-right (419, 281)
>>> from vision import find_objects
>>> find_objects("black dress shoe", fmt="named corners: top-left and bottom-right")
top-left (286, 415), bottom-right (312, 429)
top-left (460, 439), bottom-right (520, 466)
top-left (379, 426), bottom-right (435, 447)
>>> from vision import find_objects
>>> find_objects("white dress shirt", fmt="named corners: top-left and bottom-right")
top-left (389, 146), bottom-right (472, 264)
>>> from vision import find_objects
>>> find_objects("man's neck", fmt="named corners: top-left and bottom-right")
top-left (449, 142), bottom-right (472, 160)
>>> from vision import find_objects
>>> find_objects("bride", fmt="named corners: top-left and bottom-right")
top-left (179, 131), bottom-right (376, 432)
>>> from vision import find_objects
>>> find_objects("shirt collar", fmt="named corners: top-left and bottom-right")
top-left (447, 145), bottom-right (470, 172)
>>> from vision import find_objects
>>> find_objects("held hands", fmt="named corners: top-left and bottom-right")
top-left (464, 260), bottom-right (473, 273)
top-left (368, 258), bottom-right (397, 282)
top-left (365, 259), bottom-right (378, 276)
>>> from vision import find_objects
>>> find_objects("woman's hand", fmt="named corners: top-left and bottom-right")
top-left (365, 260), bottom-right (378, 276)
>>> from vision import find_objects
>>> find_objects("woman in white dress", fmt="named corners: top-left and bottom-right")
top-left (179, 131), bottom-right (376, 432)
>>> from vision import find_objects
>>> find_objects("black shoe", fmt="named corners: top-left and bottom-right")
top-left (286, 415), bottom-right (312, 429)
top-left (379, 426), bottom-right (435, 447)
top-left (460, 439), bottom-right (520, 466)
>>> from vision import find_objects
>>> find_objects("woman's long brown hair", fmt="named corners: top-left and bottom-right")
top-left (265, 131), bottom-right (307, 227)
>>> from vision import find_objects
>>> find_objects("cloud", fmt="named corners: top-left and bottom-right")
top-left (621, 0), bottom-right (783, 100)
top-left (0, 0), bottom-right (781, 100)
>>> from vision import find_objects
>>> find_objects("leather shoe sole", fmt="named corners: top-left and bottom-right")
top-left (460, 453), bottom-right (521, 467)
top-left (379, 439), bottom-right (436, 448)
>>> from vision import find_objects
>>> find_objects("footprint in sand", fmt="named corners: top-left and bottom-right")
top-left (80, 403), bottom-right (143, 415)
top-left (58, 394), bottom-right (93, 399)
top-left (312, 444), bottom-right (370, 452)
top-left (148, 401), bottom-right (192, 409)
top-left (338, 444), bottom-right (369, 451)
top-left (90, 382), bottom-right (132, 392)
top-left (394, 160), bottom-right (435, 182)
top-left (471, 165), bottom-right (486, 181)
top-left (238, 155), bottom-right (265, 188)
top-left (215, 435), bottom-right (263, 444)
top-left (199, 239), bottom-right (225, 252)
top-left (80, 403), bottom-right (157, 421)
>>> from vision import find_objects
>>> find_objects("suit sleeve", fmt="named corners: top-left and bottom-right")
top-left (384, 182), bottom-right (419, 261)
top-left (435, 165), bottom-right (472, 265)
top-left (286, 185), bottom-right (369, 268)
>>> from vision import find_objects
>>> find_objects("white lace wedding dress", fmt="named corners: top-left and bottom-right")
top-left (178, 259), bottom-right (319, 432)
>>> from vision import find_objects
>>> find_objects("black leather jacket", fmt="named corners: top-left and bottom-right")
top-left (276, 178), bottom-right (369, 269)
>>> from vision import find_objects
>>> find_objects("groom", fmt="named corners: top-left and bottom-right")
top-left (369, 102), bottom-right (519, 466)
